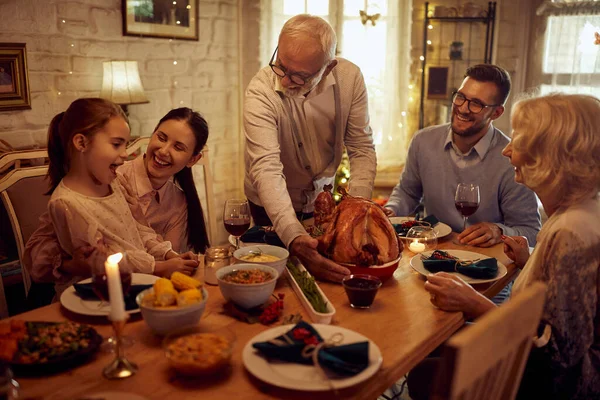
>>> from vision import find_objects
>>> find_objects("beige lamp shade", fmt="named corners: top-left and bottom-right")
top-left (100, 61), bottom-right (149, 105)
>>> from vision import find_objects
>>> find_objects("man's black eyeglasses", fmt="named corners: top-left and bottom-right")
top-left (268, 47), bottom-right (321, 86)
top-left (452, 92), bottom-right (501, 114)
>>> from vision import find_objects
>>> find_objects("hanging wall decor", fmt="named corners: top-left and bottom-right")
top-left (122, 0), bottom-right (199, 40)
top-left (0, 43), bottom-right (31, 111)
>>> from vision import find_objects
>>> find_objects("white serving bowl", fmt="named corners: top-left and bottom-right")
top-left (216, 263), bottom-right (278, 309)
top-left (232, 245), bottom-right (289, 278)
top-left (136, 287), bottom-right (208, 336)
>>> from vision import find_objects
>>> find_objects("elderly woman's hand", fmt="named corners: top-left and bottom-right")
top-left (424, 272), bottom-right (496, 320)
top-left (501, 235), bottom-right (530, 268)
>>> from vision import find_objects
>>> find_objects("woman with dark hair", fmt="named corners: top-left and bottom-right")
top-left (24, 107), bottom-right (210, 297)
top-left (132, 107), bottom-right (210, 253)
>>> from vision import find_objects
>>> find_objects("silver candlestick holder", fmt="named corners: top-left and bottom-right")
top-left (103, 319), bottom-right (138, 379)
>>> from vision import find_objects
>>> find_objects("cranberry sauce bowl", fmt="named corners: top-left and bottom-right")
top-left (341, 274), bottom-right (382, 309)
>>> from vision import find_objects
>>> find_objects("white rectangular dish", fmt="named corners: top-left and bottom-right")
top-left (285, 256), bottom-right (336, 324)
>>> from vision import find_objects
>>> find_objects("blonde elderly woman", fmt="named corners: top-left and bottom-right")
top-left (408, 93), bottom-right (600, 400)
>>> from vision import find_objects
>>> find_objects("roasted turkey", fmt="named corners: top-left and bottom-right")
top-left (315, 189), bottom-right (402, 266)
top-left (314, 184), bottom-right (336, 227)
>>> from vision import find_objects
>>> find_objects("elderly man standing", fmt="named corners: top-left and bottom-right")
top-left (385, 64), bottom-right (541, 248)
top-left (243, 14), bottom-right (377, 282)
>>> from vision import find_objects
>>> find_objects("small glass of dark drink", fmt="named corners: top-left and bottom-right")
top-left (92, 270), bottom-right (132, 302)
top-left (91, 259), bottom-right (134, 351)
top-left (342, 274), bottom-right (382, 309)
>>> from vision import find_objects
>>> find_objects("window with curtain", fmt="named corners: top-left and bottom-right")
top-left (537, 0), bottom-right (600, 95)
top-left (260, 0), bottom-right (412, 169)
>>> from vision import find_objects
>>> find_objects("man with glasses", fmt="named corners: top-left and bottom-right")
top-left (385, 64), bottom-right (540, 249)
top-left (243, 14), bottom-right (377, 282)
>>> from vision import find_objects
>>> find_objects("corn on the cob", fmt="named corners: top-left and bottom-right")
top-left (171, 271), bottom-right (202, 291)
top-left (153, 278), bottom-right (177, 307)
top-left (177, 288), bottom-right (203, 306)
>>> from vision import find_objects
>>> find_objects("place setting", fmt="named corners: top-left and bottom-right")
top-left (60, 269), bottom-right (159, 317)
top-left (242, 320), bottom-right (383, 392)
top-left (410, 249), bottom-right (508, 285)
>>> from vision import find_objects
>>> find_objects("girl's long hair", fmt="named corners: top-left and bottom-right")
top-left (154, 108), bottom-right (210, 253)
top-left (46, 98), bottom-right (126, 194)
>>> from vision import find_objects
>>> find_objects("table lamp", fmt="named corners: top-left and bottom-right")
top-left (100, 61), bottom-right (149, 116)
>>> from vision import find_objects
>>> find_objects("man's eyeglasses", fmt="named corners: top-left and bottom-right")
top-left (268, 47), bottom-right (321, 86)
top-left (452, 92), bottom-right (500, 114)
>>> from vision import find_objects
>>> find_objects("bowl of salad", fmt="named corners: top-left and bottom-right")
top-left (215, 263), bottom-right (278, 309)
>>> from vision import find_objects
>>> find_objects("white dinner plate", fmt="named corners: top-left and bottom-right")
top-left (389, 216), bottom-right (453, 239)
top-left (60, 273), bottom-right (159, 317)
top-left (410, 249), bottom-right (507, 284)
top-left (242, 324), bottom-right (382, 391)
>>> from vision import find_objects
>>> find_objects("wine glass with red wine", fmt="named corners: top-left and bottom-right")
top-left (223, 199), bottom-right (250, 249)
top-left (455, 183), bottom-right (480, 231)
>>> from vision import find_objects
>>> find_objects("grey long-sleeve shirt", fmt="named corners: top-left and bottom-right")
top-left (385, 123), bottom-right (541, 245)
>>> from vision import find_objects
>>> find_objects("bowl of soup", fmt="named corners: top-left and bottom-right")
top-left (233, 245), bottom-right (289, 277)
top-left (215, 263), bottom-right (278, 309)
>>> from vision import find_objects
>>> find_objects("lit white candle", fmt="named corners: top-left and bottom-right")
top-left (105, 252), bottom-right (126, 321)
top-left (409, 240), bottom-right (426, 253)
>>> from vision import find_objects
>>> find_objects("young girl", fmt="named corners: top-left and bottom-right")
top-left (25, 107), bottom-right (211, 293)
top-left (42, 98), bottom-right (197, 296)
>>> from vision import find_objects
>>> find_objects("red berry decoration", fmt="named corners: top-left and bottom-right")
top-left (258, 293), bottom-right (285, 325)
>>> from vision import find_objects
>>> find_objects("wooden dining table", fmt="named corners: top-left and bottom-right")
top-left (15, 233), bottom-right (518, 400)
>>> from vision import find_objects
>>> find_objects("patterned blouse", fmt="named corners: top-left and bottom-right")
top-left (47, 180), bottom-right (172, 296)
top-left (513, 197), bottom-right (600, 399)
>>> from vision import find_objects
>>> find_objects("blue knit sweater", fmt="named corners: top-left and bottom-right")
top-left (385, 123), bottom-right (541, 245)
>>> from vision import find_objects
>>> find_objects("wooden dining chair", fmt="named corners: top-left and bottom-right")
top-left (193, 146), bottom-right (216, 245)
top-left (0, 161), bottom-right (50, 318)
top-left (431, 282), bottom-right (547, 400)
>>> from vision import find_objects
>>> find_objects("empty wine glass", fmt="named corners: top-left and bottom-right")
top-left (454, 183), bottom-right (480, 231)
top-left (223, 199), bottom-right (250, 249)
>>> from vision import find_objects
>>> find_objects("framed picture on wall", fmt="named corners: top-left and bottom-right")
top-left (122, 0), bottom-right (199, 41)
top-left (0, 43), bottom-right (31, 111)
top-left (427, 66), bottom-right (449, 100)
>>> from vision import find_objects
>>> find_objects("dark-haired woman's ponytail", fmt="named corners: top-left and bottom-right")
top-left (175, 166), bottom-right (210, 253)
top-left (46, 112), bottom-right (67, 194)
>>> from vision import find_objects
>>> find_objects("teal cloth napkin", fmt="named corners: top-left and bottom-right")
top-left (422, 255), bottom-right (498, 279)
top-left (73, 283), bottom-right (152, 311)
top-left (240, 226), bottom-right (286, 248)
top-left (252, 321), bottom-right (370, 376)
top-left (393, 215), bottom-right (439, 237)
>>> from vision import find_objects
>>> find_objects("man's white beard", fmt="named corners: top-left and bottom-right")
top-left (281, 69), bottom-right (325, 98)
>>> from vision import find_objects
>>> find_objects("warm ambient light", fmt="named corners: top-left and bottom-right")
top-left (100, 61), bottom-right (149, 110)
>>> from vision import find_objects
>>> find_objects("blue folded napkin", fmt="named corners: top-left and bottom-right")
top-left (240, 226), bottom-right (286, 248)
top-left (421, 214), bottom-right (439, 226)
top-left (393, 214), bottom-right (440, 237)
top-left (73, 283), bottom-right (152, 311)
top-left (252, 321), bottom-right (370, 376)
top-left (422, 253), bottom-right (498, 279)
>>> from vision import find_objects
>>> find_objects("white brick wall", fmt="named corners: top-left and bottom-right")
top-left (0, 0), bottom-right (245, 245)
